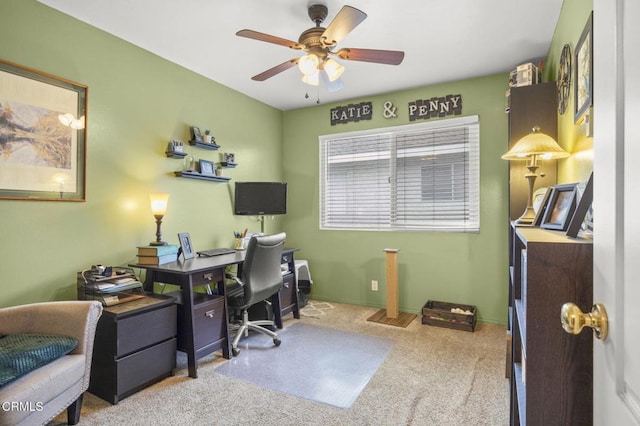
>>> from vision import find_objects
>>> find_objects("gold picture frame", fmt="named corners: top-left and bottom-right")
top-left (0, 59), bottom-right (87, 201)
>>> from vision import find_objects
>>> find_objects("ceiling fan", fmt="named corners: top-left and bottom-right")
top-left (236, 4), bottom-right (405, 92)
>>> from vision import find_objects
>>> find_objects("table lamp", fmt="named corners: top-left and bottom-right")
top-left (149, 192), bottom-right (169, 246)
top-left (502, 126), bottom-right (570, 225)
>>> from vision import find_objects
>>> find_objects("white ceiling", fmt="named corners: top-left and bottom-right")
top-left (37, 0), bottom-right (563, 111)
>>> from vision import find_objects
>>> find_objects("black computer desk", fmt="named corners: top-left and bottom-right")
top-left (130, 248), bottom-right (299, 378)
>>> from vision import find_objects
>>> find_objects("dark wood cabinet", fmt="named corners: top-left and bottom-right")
top-left (508, 225), bottom-right (593, 425)
top-left (279, 250), bottom-right (300, 320)
top-left (89, 295), bottom-right (177, 404)
top-left (508, 83), bottom-right (558, 220)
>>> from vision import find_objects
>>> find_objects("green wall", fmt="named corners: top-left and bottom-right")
top-left (0, 0), bottom-right (284, 307)
top-left (2, 0), bottom-right (585, 326)
top-left (283, 74), bottom-right (510, 324)
top-left (544, 0), bottom-right (594, 184)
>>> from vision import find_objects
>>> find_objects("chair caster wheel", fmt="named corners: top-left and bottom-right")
top-left (232, 347), bottom-right (240, 356)
top-left (274, 338), bottom-right (281, 347)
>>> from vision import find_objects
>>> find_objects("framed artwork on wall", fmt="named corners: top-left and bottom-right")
top-left (541, 183), bottom-right (578, 231)
top-left (0, 59), bottom-right (87, 201)
top-left (574, 12), bottom-right (593, 124)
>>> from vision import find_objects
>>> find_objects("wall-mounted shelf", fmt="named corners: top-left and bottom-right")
top-left (219, 162), bottom-right (237, 168)
top-left (166, 151), bottom-right (187, 159)
top-left (174, 171), bottom-right (231, 182)
top-left (189, 141), bottom-right (220, 150)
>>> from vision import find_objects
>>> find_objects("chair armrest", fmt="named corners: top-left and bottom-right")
top-left (0, 301), bottom-right (103, 356)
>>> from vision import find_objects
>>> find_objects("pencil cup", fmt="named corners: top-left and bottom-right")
top-left (234, 238), bottom-right (244, 250)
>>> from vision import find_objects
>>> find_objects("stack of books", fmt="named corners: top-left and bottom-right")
top-left (136, 244), bottom-right (179, 265)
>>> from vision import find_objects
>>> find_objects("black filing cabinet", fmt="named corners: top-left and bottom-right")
top-left (89, 295), bottom-right (177, 404)
top-left (279, 249), bottom-right (299, 319)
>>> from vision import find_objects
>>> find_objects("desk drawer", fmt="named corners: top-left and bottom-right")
top-left (281, 252), bottom-right (294, 266)
top-left (177, 295), bottom-right (226, 351)
top-left (116, 304), bottom-right (177, 357)
top-left (280, 273), bottom-right (296, 310)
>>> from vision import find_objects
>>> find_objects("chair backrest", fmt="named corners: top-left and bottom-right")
top-left (240, 232), bottom-right (286, 306)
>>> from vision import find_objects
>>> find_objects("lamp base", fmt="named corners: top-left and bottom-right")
top-left (514, 206), bottom-right (536, 226)
top-left (150, 241), bottom-right (168, 246)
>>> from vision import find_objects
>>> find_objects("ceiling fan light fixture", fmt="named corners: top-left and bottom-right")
top-left (298, 54), bottom-right (319, 76)
top-left (323, 58), bottom-right (344, 82)
top-left (302, 70), bottom-right (320, 86)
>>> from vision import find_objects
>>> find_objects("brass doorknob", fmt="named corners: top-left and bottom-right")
top-left (561, 302), bottom-right (609, 340)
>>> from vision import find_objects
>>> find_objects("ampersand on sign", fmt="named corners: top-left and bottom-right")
top-left (383, 101), bottom-right (397, 118)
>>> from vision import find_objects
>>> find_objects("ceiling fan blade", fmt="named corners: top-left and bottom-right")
top-left (251, 59), bottom-right (298, 81)
top-left (335, 48), bottom-right (405, 65)
top-left (321, 6), bottom-right (367, 46)
top-left (236, 29), bottom-right (302, 49)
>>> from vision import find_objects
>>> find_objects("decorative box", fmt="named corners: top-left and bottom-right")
top-left (421, 300), bottom-right (477, 332)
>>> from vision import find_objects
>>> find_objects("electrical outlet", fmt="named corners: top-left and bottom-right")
top-left (371, 280), bottom-right (378, 291)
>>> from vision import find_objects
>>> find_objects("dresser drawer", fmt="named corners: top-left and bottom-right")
top-left (115, 304), bottom-right (177, 357)
top-left (177, 295), bottom-right (226, 352)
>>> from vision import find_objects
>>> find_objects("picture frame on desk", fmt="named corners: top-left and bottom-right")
top-left (541, 183), bottom-right (578, 231)
top-left (178, 232), bottom-right (195, 259)
top-left (0, 59), bottom-right (87, 201)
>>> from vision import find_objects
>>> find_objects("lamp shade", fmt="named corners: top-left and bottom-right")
top-left (323, 58), bottom-right (345, 82)
top-left (297, 54), bottom-right (319, 76)
top-left (149, 192), bottom-right (169, 216)
top-left (502, 126), bottom-right (570, 161)
top-left (301, 70), bottom-right (320, 86)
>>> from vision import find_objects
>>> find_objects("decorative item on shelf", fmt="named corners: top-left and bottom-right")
top-left (203, 130), bottom-right (215, 144)
top-left (501, 126), bottom-right (570, 225)
top-left (149, 192), bottom-right (170, 246)
top-left (220, 152), bottom-right (237, 167)
top-left (215, 168), bottom-right (223, 177)
top-left (166, 139), bottom-right (186, 158)
top-left (199, 159), bottom-right (215, 175)
top-left (184, 155), bottom-right (196, 172)
top-left (190, 126), bottom-right (203, 144)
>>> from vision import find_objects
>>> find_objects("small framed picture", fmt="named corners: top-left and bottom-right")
top-left (177, 232), bottom-right (195, 260)
top-left (223, 153), bottom-right (235, 163)
top-left (566, 172), bottom-right (593, 238)
top-left (191, 126), bottom-right (203, 143)
top-left (532, 187), bottom-right (551, 227)
top-left (199, 159), bottom-right (215, 175)
top-left (541, 183), bottom-right (578, 231)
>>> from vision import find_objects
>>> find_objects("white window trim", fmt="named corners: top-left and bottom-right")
top-left (319, 115), bottom-right (480, 233)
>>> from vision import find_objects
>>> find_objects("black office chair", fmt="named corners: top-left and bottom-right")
top-left (226, 232), bottom-right (286, 356)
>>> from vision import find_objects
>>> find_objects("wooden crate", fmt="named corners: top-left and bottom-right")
top-left (421, 300), bottom-right (477, 332)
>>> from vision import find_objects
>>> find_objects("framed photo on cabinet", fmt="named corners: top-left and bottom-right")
top-left (574, 12), bottom-right (593, 124)
top-left (0, 59), bottom-right (87, 201)
top-left (541, 183), bottom-right (578, 231)
top-left (566, 172), bottom-right (593, 238)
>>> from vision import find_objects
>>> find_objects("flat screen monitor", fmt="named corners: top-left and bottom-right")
top-left (234, 182), bottom-right (287, 216)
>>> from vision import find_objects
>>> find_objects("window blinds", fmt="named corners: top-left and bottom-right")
top-left (319, 115), bottom-right (479, 232)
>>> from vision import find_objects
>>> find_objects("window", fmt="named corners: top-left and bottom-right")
top-left (319, 115), bottom-right (479, 232)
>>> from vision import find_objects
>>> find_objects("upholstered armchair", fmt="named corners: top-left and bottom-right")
top-left (0, 301), bottom-right (103, 426)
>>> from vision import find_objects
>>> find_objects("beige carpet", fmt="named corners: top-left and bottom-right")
top-left (50, 300), bottom-right (509, 425)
